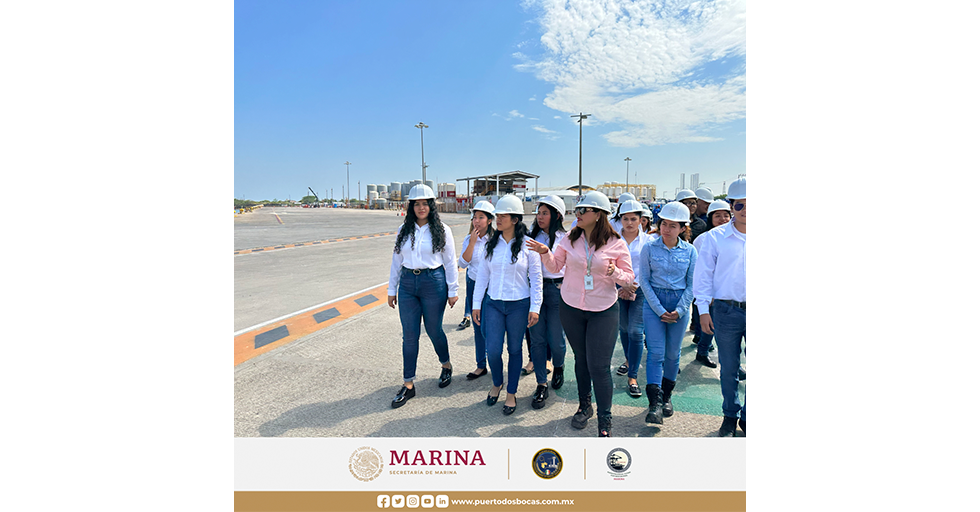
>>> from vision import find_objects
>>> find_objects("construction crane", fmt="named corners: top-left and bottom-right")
top-left (307, 187), bottom-right (321, 208)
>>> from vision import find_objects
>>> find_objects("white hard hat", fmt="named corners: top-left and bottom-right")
top-left (494, 194), bottom-right (524, 215)
top-left (641, 207), bottom-right (653, 219)
top-left (727, 177), bottom-right (746, 200)
top-left (695, 187), bottom-right (714, 202)
top-left (707, 199), bottom-right (731, 216)
top-left (471, 200), bottom-right (495, 218)
top-left (407, 184), bottom-right (436, 201)
top-left (675, 189), bottom-right (697, 202)
top-left (617, 199), bottom-right (645, 216)
top-left (537, 195), bottom-right (565, 217)
top-left (575, 190), bottom-right (612, 213)
top-left (657, 202), bottom-right (691, 223)
top-left (618, 192), bottom-right (636, 204)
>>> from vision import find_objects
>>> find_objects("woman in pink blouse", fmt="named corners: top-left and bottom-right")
top-left (526, 191), bottom-right (634, 437)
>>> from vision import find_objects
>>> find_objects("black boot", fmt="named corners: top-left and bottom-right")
top-left (571, 396), bottom-right (593, 429)
top-left (598, 415), bottom-right (612, 437)
top-left (645, 384), bottom-right (663, 424)
top-left (661, 378), bottom-right (676, 418)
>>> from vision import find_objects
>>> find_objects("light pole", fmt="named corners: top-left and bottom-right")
top-left (624, 157), bottom-right (632, 191)
top-left (344, 161), bottom-right (352, 208)
top-left (571, 113), bottom-right (591, 198)
top-left (415, 122), bottom-right (428, 182)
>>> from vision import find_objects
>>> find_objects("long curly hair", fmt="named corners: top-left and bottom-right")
top-left (528, 203), bottom-right (566, 249)
top-left (394, 199), bottom-right (446, 254)
top-left (485, 214), bottom-right (529, 264)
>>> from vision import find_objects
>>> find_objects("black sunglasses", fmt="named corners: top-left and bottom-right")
top-left (732, 202), bottom-right (745, 211)
top-left (574, 207), bottom-right (596, 214)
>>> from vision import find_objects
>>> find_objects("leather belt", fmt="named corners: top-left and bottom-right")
top-left (718, 299), bottom-right (746, 310)
top-left (543, 277), bottom-right (564, 284)
top-left (404, 266), bottom-right (443, 276)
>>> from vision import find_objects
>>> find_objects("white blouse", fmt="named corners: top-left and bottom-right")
top-left (534, 230), bottom-right (566, 279)
top-left (472, 234), bottom-right (543, 314)
top-left (387, 221), bottom-right (459, 298)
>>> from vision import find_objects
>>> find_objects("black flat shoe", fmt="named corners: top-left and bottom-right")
top-left (466, 368), bottom-right (487, 380)
top-left (487, 387), bottom-right (501, 406)
top-left (616, 362), bottom-right (629, 376)
top-left (391, 386), bottom-right (415, 408)
top-left (695, 353), bottom-right (718, 368)
top-left (521, 366), bottom-right (533, 376)
top-left (438, 367), bottom-right (453, 388)
top-left (502, 403), bottom-right (517, 415)
top-left (551, 365), bottom-right (564, 390)
top-left (627, 382), bottom-right (642, 398)
top-left (738, 366), bottom-right (746, 381)
top-left (531, 384), bottom-right (549, 409)
top-left (456, 317), bottom-right (471, 330)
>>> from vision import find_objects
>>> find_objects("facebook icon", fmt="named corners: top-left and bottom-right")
top-left (377, 495), bottom-right (390, 508)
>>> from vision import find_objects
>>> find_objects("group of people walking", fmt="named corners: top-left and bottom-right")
top-left (386, 178), bottom-right (747, 437)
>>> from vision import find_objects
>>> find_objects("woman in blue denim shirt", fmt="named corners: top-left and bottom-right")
top-left (636, 201), bottom-right (698, 425)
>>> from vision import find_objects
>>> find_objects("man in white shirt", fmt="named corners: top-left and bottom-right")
top-left (692, 178), bottom-right (746, 437)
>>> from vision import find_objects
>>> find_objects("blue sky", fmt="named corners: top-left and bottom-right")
top-left (235, 0), bottom-right (746, 202)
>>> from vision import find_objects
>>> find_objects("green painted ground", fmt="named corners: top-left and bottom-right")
top-left (546, 330), bottom-right (746, 416)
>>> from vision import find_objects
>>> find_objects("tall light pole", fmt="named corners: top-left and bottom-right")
top-left (344, 161), bottom-right (352, 208)
top-left (571, 113), bottom-right (591, 198)
top-left (624, 157), bottom-right (632, 191)
top-left (415, 122), bottom-right (428, 182)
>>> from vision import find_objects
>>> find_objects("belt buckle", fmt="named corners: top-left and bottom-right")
top-left (413, 269), bottom-right (422, 275)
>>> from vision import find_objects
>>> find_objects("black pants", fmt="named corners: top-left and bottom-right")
top-left (559, 298), bottom-right (620, 421)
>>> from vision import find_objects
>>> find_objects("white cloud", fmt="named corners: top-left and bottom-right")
top-left (507, 110), bottom-right (525, 120)
top-left (520, 0), bottom-right (746, 147)
top-left (529, 96), bottom-right (537, 101)
top-left (532, 125), bottom-right (557, 133)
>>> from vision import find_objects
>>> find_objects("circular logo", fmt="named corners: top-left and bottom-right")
top-left (532, 448), bottom-right (563, 479)
top-left (606, 448), bottom-right (631, 473)
top-left (349, 446), bottom-right (384, 482)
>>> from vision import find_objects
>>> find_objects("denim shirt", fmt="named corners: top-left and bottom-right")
top-left (636, 236), bottom-right (698, 318)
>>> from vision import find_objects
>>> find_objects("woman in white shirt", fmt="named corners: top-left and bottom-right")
top-left (526, 195), bottom-right (568, 410)
top-left (386, 185), bottom-right (460, 409)
top-left (472, 195), bottom-right (543, 416)
top-left (612, 200), bottom-right (653, 398)
top-left (457, 200), bottom-right (495, 380)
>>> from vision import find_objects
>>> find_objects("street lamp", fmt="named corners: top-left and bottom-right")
top-left (344, 161), bottom-right (352, 208)
top-left (415, 122), bottom-right (428, 182)
top-left (571, 113), bottom-right (591, 198)
top-left (624, 157), bottom-right (632, 191)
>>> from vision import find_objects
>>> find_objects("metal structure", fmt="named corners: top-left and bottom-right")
top-left (571, 113), bottom-right (592, 199)
top-left (415, 122), bottom-right (428, 182)
top-left (344, 161), bottom-right (352, 207)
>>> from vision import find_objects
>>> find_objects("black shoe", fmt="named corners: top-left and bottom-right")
top-left (661, 378), bottom-right (676, 418)
top-left (616, 362), bottom-right (629, 376)
top-left (738, 418), bottom-right (746, 435)
top-left (695, 353), bottom-right (718, 368)
top-left (521, 366), bottom-right (533, 376)
top-left (598, 416), bottom-right (611, 437)
top-left (456, 317), bottom-right (471, 330)
top-left (644, 384), bottom-right (663, 424)
top-left (486, 387), bottom-right (501, 406)
top-left (719, 416), bottom-right (738, 437)
top-left (466, 368), bottom-right (487, 380)
top-left (530, 384), bottom-right (549, 409)
top-left (391, 386), bottom-right (415, 408)
top-left (738, 367), bottom-right (746, 381)
top-left (571, 401), bottom-right (594, 429)
top-left (438, 367), bottom-right (453, 388)
top-left (503, 403), bottom-right (517, 415)
top-left (692, 333), bottom-right (701, 345)
top-left (627, 382), bottom-right (642, 398)
top-left (551, 365), bottom-right (564, 390)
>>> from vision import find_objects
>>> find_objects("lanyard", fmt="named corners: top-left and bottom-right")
top-left (585, 243), bottom-right (594, 276)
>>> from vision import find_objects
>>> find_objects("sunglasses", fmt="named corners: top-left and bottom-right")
top-left (574, 207), bottom-right (596, 214)
top-left (732, 202), bottom-right (745, 211)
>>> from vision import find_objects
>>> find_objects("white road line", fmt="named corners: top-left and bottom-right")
top-left (233, 281), bottom-right (388, 337)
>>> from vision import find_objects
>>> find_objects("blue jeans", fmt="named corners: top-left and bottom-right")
top-left (529, 281), bottom-right (566, 384)
top-left (398, 266), bottom-right (451, 382)
top-left (466, 275), bottom-right (488, 369)
top-left (483, 297), bottom-right (530, 395)
top-left (618, 288), bottom-right (646, 379)
top-left (642, 287), bottom-right (690, 385)
top-left (693, 303), bottom-right (715, 357)
top-left (711, 300), bottom-right (746, 420)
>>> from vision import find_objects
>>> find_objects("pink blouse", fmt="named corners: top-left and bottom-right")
top-left (540, 233), bottom-right (635, 312)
